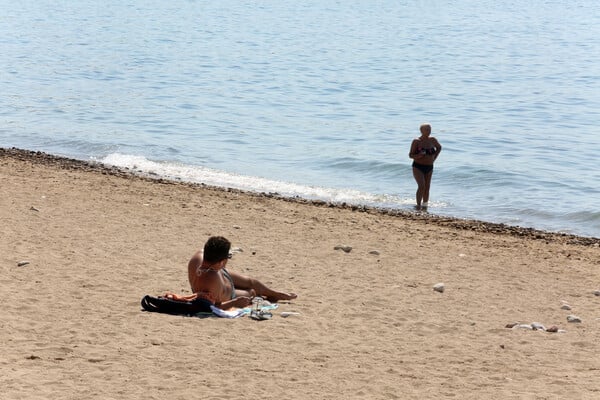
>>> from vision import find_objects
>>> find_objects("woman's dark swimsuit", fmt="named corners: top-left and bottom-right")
top-left (412, 161), bottom-right (434, 174)
top-left (412, 146), bottom-right (437, 174)
top-left (417, 146), bottom-right (438, 155)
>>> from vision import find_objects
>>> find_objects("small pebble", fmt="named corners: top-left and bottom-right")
top-left (17, 261), bottom-right (30, 267)
top-left (30, 206), bottom-right (39, 212)
top-left (433, 283), bottom-right (445, 293)
top-left (280, 312), bottom-right (300, 318)
top-left (513, 324), bottom-right (533, 330)
top-left (593, 290), bottom-right (600, 297)
top-left (560, 304), bottom-right (572, 310)
top-left (546, 326), bottom-right (559, 333)
top-left (566, 315), bottom-right (582, 323)
top-left (334, 245), bottom-right (352, 253)
top-left (505, 322), bottom-right (518, 328)
top-left (368, 250), bottom-right (380, 256)
top-left (531, 322), bottom-right (546, 331)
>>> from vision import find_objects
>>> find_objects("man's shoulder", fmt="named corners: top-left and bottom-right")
top-left (188, 251), bottom-right (203, 267)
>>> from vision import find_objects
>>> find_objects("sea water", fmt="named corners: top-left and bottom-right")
top-left (1, 0), bottom-right (599, 238)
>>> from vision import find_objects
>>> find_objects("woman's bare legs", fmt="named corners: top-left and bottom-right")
top-left (412, 167), bottom-right (426, 209)
top-left (412, 167), bottom-right (433, 210)
top-left (422, 170), bottom-right (433, 207)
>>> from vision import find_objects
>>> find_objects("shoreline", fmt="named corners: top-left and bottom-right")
top-left (3, 147), bottom-right (598, 246)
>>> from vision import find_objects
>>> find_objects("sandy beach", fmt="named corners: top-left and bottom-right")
top-left (1, 147), bottom-right (599, 399)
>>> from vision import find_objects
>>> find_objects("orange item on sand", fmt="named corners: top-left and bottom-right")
top-left (164, 292), bottom-right (216, 303)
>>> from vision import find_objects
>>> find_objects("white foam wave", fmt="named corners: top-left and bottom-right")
top-left (98, 153), bottom-right (416, 208)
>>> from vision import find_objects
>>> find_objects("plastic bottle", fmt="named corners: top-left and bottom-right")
top-left (251, 296), bottom-right (264, 315)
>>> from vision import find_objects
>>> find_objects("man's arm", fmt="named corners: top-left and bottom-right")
top-left (188, 251), bottom-right (204, 293)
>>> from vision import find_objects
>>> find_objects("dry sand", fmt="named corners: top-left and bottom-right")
top-left (1, 148), bottom-right (599, 399)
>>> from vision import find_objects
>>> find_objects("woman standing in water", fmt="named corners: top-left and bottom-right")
top-left (409, 123), bottom-right (442, 210)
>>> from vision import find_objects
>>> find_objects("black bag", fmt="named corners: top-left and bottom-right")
top-left (141, 295), bottom-right (214, 316)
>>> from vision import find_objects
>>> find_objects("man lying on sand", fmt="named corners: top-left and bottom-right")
top-left (187, 236), bottom-right (297, 310)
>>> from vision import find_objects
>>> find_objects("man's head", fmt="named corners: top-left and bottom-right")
top-left (203, 236), bottom-right (231, 264)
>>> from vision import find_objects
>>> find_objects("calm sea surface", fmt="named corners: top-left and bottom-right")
top-left (1, 1), bottom-right (599, 238)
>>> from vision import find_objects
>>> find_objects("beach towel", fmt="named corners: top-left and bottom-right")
top-left (140, 294), bottom-right (246, 318)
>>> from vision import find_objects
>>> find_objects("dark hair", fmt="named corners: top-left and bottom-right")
top-left (203, 236), bottom-right (231, 263)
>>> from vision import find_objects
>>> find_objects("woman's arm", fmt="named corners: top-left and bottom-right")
top-left (432, 138), bottom-right (442, 160)
top-left (409, 139), bottom-right (424, 160)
